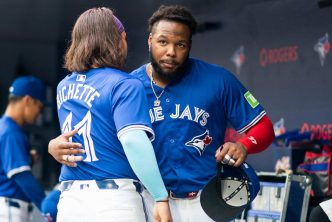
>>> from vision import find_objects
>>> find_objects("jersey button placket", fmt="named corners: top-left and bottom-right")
top-left (170, 138), bottom-right (180, 169)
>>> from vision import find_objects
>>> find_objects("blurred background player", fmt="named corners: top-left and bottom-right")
top-left (0, 76), bottom-right (47, 222)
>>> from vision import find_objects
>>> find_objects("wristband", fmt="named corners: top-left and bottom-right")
top-left (156, 199), bottom-right (169, 202)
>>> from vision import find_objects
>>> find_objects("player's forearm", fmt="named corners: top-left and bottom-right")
top-left (237, 115), bottom-right (275, 154)
top-left (119, 129), bottom-right (168, 201)
top-left (12, 171), bottom-right (46, 210)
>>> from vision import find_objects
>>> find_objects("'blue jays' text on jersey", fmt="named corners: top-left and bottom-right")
top-left (131, 58), bottom-right (266, 194)
top-left (56, 68), bottom-right (154, 181)
top-left (0, 115), bottom-right (32, 202)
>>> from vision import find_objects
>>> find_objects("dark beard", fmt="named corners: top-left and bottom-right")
top-left (149, 51), bottom-right (189, 83)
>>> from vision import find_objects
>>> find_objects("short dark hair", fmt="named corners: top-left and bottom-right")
top-left (8, 94), bottom-right (23, 103)
top-left (148, 5), bottom-right (197, 38)
top-left (64, 7), bottom-right (126, 72)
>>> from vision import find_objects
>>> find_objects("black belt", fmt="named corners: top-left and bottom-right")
top-left (60, 179), bottom-right (143, 193)
top-left (5, 198), bottom-right (33, 212)
top-left (169, 191), bottom-right (199, 199)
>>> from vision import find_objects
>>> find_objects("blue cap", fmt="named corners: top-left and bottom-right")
top-left (200, 162), bottom-right (260, 222)
top-left (9, 76), bottom-right (47, 105)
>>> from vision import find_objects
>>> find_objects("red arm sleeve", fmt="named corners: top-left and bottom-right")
top-left (237, 115), bottom-right (275, 154)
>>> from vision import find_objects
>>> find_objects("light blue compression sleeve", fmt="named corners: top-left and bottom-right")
top-left (119, 129), bottom-right (168, 201)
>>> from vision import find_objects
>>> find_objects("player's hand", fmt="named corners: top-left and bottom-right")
top-left (153, 201), bottom-right (173, 222)
top-left (42, 213), bottom-right (53, 222)
top-left (30, 149), bottom-right (40, 166)
top-left (215, 142), bottom-right (247, 167)
top-left (48, 129), bottom-right (85, 167)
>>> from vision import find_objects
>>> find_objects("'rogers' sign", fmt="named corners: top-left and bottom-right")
top-left (259, 46), bottom-right (298, 67)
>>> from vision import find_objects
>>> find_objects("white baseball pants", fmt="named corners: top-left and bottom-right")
top-left (57, 179), bottom-right (148, 222)
top-left (142, 190), bottom-right (214, 222)
top-left (0, 197), bottom-right (32, 222)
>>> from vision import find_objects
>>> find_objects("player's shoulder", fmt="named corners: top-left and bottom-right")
top-left (190, 58), bottom-right (236, 80)
top-left (57, 72), bottom-right (72, 89)
top-left (97, 67), bottom-right (140, 84)
top-left (0, 116), bottom-right (23, 137)
top-left (96, 68), bottom-right (145, 93)
top-left (101, 67), bottom-right (131, 78)
top-left (57, 68), bottom-right (141, 88)
top-left (108, 68), bottom-right (144, 88)
top-left (130, 64), bottom-right (147, 81)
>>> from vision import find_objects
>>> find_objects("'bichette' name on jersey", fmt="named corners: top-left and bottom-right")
top-left (56, 83), bottom-right (101, 110)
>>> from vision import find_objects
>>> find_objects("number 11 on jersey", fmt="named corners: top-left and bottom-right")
top-left (62, 111), bottom-right (99, 162)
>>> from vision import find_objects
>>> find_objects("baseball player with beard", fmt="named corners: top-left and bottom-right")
top-left (52, 7), bottom-right (171, 222)
top-left (130, 5), bottom-right (275, 221)
top-left (49, 5), bottom-right (275, 222)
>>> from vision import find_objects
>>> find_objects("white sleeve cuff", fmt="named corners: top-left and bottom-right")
top-left (7, 166), bottom-right (31, 178)
top-left (118, 125), bottom-right (155, 141)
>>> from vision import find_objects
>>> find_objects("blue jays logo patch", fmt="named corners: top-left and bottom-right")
top-left (231, 45), bottom-right (245, 75)
top-left (185, 130), bottom-right (212, 156)
top-left (314, 33), bottom-right (330, 66)
top-left (273, 118), bottom-right (286, 136)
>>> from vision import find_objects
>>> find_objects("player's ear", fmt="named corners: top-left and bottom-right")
top-left (148, 33), bottom-right (152, 51)
top-left (22, 95), bottom-right (32, 106)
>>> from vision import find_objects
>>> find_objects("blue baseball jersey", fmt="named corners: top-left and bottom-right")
top-left (131, 58), bottom-right (266, 193)
top-left (0, 115), bottom-right (32, 202)
top-left (56, 67), bottom-right (154, 181)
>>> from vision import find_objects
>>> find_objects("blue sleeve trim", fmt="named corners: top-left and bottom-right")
top-left (237, 111), bottom-right (266, 134)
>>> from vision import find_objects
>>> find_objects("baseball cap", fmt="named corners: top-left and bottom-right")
top-left (9, 76), bottom-right (47, 105)
top-left (200, 162), bottom-right (260, 222)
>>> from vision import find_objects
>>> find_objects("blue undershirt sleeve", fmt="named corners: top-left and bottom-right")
top-left (119, 129), bottom-right (168, 201)
top-left (12, 171), bottom-right (46, 210)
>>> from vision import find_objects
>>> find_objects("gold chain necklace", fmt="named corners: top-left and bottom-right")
top-left (148, 64), bottom-right (165, 107)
